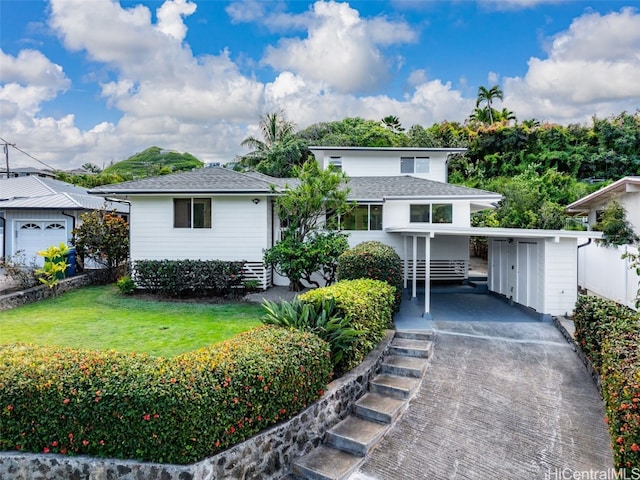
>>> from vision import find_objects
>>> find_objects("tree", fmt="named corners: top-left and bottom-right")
top-left (82, 163), bottom-right (102, 174)
top-left (72, 210), bottom-right (130, 281)
top-left (593, 199), bottom-right (639, 247)
top-left (264, 161), bottom-right (353, 290)
top-left (240, 111), bottom-right (306, 174)
top-left (476, 85), bottom-right (504, 124)
top-left (381, 115), bottom-right (405, 133)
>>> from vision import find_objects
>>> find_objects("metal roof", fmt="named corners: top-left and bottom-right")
top-left (0, 176), bottom-right (128, 212)
top-left (308, 146), bottom-right (468, 153)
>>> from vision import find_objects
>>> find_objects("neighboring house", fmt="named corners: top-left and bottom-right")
top-left (0, 176), bottom-right (129, 266)
top-left (0, 167), bottom-right (56, 179)
top-left (91, 147), bottom-right (602, 318)
top-left (566, 176), bottom-right (640, 310)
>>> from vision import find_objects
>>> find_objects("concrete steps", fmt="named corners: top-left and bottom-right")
top-left (291, 330), bottom-right (434, 480)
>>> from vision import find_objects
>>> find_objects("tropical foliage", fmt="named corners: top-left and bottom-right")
top-left (264, 161), bottom-right (353, 290)
top-left (71, 210), bottom-right (129, 281)
top-left (573, 296), bottom-right (640, 469)
top-left (0, 326), bottom-right (331, 464)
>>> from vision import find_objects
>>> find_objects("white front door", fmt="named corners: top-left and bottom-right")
top-left (15, 221), bottom-right (68, 266)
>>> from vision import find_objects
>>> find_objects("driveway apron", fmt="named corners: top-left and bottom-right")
top-left (349, 316), bottom-right (614, 479)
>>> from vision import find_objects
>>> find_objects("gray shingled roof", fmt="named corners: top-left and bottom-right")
top-left (88, 167), bottom-right (500, 201)
top-left (90, 167), bottom-right (278, 194)
top-left (345, 176), bottom-right (501, 201)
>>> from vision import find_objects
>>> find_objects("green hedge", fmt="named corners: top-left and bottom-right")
top-left (300, 279), bottom-right (395, 374)
top-left (337, 241), bottom-right (403, 311)
top-left (133, 259), bottom-right (244, 296)
top-left (573, 295), bottom-right (640, 469)
top-left (0, 326), bottom-right (331, 464)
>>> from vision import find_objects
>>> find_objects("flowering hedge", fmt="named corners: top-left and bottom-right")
top-left (573, 295), bottom-right (640, 469)
top-left (132, 259), bottom-right (245, 296)
top-left (300, 279), bottom-right (395, 374)
top-left (336, 241), bottom-right (403, 311)
top-left (0, 326), bottom-right (331, 464)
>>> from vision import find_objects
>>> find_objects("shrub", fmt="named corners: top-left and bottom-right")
top-left (337, 241), bottom-right (403, 311)
top-left (261, 297), bottom-right (361, 374)
top-left (0, 326), bottom-right (331, 464)
top-left (132, 259), bottom-right (245, 296)
top-left (116, 275), bottom-right (136, 294)
top-left (573, 295), bottom-right (640, 469)
top-left (300, 279), bottom-right (395, 374)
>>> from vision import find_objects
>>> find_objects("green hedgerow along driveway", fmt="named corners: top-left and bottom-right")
top-left (0, 285), bottom-right (263, 357)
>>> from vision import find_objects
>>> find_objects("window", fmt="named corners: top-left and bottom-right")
top-left (339, 204), bottom-right (383, 231)
top-left (400, 157), bottom-right (430, 174)
top-left (410, 204), bottom-right (430, 223)
top-left (410, 203), bottom-right (453, 224)
top-left (432, 204), bottom-right (453, 223)
top-left (328, 156), bottom-right (342, 172)
top-left (174, 198), bottom-right (211, 228)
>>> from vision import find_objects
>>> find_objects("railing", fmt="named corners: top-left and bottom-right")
top-left (242, 262), bottom-right (272, 290)
top-left (406, 259), bottom-right (468, 281)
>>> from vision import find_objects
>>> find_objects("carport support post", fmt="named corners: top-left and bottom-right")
top-left (403, 236), bottom-right (408, 289)
top-left (424, 234), bottom-right (432, 319)
top-left (411, 235), bottom-right (417, 300)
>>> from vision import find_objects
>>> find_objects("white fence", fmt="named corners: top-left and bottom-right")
top-left (578, 242), bottom-right (639, 310)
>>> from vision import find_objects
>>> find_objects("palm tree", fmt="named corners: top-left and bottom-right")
top-left (241, 111), bottom-right (295, 166)
top-left (497, 108), bottom-right (516, 125)
top-left (476, 85), bottom-right (504, 124)
top-left (381, 115), bottom-right (404, 133)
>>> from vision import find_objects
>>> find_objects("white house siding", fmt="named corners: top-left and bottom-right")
top-left (129, 196), bottom-right (269, 263)
top-left (578, 242), bottom-right (639, 310)
top-left (619, 193), bottom-right (640, 233)
top-left (489, 237), bottom-right (576, 316)
top-left (313, 150), bottom-right (449, 183)
top-left (383, 200), bottom-right (471, 228)
top-left (541, 238), bottom-right (578, 316)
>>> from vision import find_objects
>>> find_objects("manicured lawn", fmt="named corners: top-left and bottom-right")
top-left (0, 285), bottom-right (263, 357)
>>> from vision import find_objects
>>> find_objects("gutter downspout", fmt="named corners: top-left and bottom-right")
top-left (577, 238), bottom-right (592, 295)
top-left (0, 214), bottom-right (5, 260)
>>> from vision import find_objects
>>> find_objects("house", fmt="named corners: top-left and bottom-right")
top-left (566, 176), bottom-right (640, 309)
top-left (0, 167), bottom-right (56, 179)
top-left (90, 148), bottom-right (602, 318)
top-left (0, 176), bottom-right (129, 266)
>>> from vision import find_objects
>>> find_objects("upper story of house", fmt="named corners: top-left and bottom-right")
top-left (566, 176), bottom-right (640, 233)
top-left (308, 147), bottom-right (467, 182)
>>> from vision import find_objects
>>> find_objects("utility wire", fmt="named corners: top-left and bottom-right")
top-left (0, 136), bottom-right (58, 171)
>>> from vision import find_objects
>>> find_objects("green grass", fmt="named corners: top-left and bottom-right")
top-left (0, 285), bottom-right (263, 357)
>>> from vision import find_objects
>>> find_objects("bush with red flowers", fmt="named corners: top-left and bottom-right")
top-left (0, 326), bottom-right (331, 464)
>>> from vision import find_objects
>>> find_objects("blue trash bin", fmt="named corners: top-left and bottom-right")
top-left (66, 248), bottom-right (76, 277)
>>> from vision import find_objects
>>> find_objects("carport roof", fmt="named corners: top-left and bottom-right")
top-left (386, 225), bottom-right (604, 240)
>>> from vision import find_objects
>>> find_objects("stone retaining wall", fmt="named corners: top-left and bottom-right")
top-left (0, 269), bottom-right (113, 311)
top-left (0, 331), bottom-right (396, 480)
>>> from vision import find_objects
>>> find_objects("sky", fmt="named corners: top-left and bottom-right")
top-left (1, 0), bottom-right (639, 171)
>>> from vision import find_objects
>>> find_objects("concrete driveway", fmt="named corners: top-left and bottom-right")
top-left (348, 293), bottom-right (614, 479)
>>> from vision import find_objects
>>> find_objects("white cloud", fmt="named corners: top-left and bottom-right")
top-left (503, 7), bottom-right (640, 123)
top-left (156, 0), bottom-right (197, 41)
top-left (262, 1), bottom-right (417, 93)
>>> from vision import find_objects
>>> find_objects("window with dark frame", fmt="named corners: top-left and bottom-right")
top-left (174, 198), bottom-right (212, 228)
top-left (400, 156), bottom-right (430, 174)
top-left (331, 204), bottom-right (383, 231)
top-left (410, 203), bottom-right (453, 223)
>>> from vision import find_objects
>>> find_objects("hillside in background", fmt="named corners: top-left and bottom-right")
top-left (102, 146), bottom-right (203, 177)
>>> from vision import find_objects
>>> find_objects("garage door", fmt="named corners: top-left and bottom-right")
top-left (15, 221), bottom-right (68, 266)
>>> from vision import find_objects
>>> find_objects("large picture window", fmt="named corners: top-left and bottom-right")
top-left (333, 204), bottom-right (383, 231)
top-left (400, 157), bottom-right (430, 174)
top-left (174, 198), bottom-right (212, 228)
top-left (410, 203), bottom-right (452, 224)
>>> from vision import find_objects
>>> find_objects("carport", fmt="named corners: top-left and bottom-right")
top-left (387, 226), bottom-right (603, 322)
